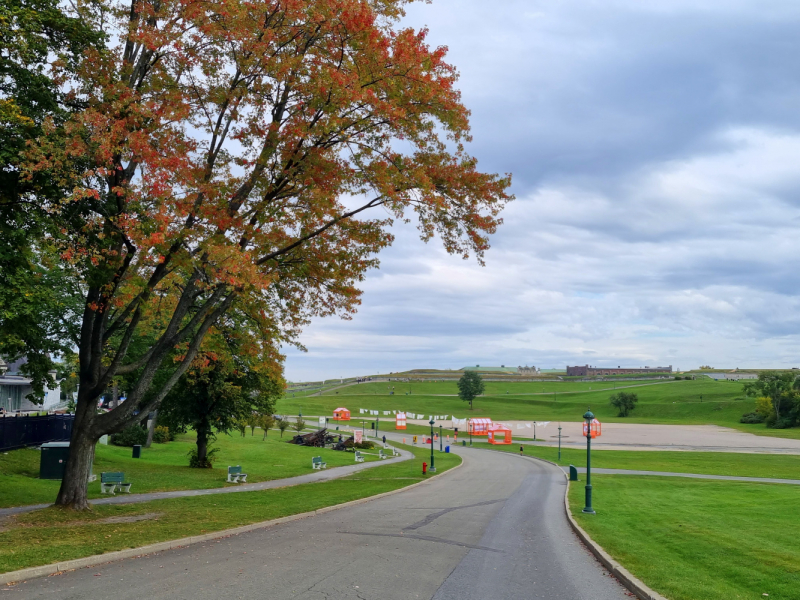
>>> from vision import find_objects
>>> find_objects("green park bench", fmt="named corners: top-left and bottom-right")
top-left (100, 472), bottom-right (131, 495)
top-left (227, 465), bottom-right (248, 483)
top-left (378, 449), bottom-right (388, 460)
top-left (354, 451), bottom-right (365, 463)
top-left (312, 456), bottom-right (327, 470)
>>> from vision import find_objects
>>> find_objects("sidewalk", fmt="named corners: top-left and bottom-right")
top-left (0, 446), bottom-right (412, 519)
top-left (561, 466), bottom-right (800, 485)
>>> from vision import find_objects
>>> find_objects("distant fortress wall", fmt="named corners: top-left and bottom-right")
top-left (566, 365), bottom-right (672, 376)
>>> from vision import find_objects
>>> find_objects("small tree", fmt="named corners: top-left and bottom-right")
top-left (293, 417), bottom-right (306, 434)
top-left (276, 418), bottom-right (290, 438)
top-left (248, 414), bottom-right (259, 436)
top-left (610, 392), bottom-right (638, 417)
top-left (260, 414), bottom-right (276, 440)
top-left (457, 371), bottom-right (485, 410)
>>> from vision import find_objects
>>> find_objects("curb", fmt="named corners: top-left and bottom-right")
top-left (476, 449), bottom-right (670, 600)
top-left (562, 480), bottom-right (669, 600)
top-left (0, 450), bottom-right (463, 587)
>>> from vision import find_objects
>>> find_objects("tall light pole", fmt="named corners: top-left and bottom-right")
top-left (558, 425), bottom-right (562, 461)
top-left (429, 418), bottom-right (436, 472)
top-left (439, 425), bottom-right (443, 452)
top-left (582, 408), bottom-right (596, 514)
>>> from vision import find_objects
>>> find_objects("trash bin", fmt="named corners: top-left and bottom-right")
top-left (569, 465), bottom-right (579, 481)
top-left (462, 440), bottom-right (466, 446)
top-left (40, 442), bottom-right (70, 479)
top-left (445, 446), bottom-right (450, 453)
top-left (132, 445), bottom-right (142, 459)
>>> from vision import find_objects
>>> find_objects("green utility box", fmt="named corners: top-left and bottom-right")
top-left (40, 442), bottom-right (71, 479)
top-left (569, 465), bottom-right (579, 481)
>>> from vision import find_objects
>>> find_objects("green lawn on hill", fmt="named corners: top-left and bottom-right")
top-left (0, 430), bottom-right (382, 509)
top-left (277, 378), bottom-right (758, 428)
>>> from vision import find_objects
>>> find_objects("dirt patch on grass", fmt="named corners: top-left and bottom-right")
top-left (94, 512), bottom-right (163, 525)
top-left (0, 511), bottom-right (163, 533)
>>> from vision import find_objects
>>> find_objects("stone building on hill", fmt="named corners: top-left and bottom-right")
top-left (566, 365), bottom-right (672, 376)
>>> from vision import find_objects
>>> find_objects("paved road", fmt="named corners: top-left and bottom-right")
top-left (6, 447), bottom-right (629, 600)
top-left (564, 466), bottom-right (800, 485)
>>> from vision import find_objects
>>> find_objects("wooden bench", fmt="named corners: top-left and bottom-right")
top-left (100, 472), bottom-right (131, 495)
top-left (378, 449), bottom-right (388, 460)
top-left (227, 465), bottom-right (248, 483)
top-left (312, 456), bottom-right (327, 470)
top-left (354, 451), bottom-right (365, 463)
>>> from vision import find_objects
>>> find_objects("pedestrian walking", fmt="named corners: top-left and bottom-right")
top-left (519, 445), bottom-right (524, 456)
top-left (382, 435), bottom-right (386, 445)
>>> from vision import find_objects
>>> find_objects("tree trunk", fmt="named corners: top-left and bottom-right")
top-left (55, 398), bottom-right (98, 510)
top-left (145, 409), bottom-right (158, 448)
top-left (195, 419), bottom-right (211, 466)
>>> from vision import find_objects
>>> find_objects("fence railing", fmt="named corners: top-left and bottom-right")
top-left (0, 414), bottom-right (74, 452)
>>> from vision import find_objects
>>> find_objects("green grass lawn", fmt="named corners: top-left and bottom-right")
top-left (277, 378), bottom-right (800, 440)
top-left (278, 379), bottom-right (753, 425)
top-left (474, 442), bottom-right (800, 480)
top-left (0, 443), bottom-right (460, 574)
top-left (0, 429), bottom-right (383, 509)
top-left (569, 476), bottom-right (800, 600)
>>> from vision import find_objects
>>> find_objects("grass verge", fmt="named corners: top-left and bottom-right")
top-left (569, 476), bottom-right (800, 600)
top-left (0, 443), bottom-right (460, 575)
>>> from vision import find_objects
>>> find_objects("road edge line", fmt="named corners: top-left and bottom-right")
top-left (0, 452), bottom-right (463, 587)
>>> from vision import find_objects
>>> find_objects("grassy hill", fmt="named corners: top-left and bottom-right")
top-left (277, 378), bottom-right (757, 428)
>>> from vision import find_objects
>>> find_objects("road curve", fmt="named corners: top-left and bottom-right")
top-left (8, 447), bottom-right (629, 600)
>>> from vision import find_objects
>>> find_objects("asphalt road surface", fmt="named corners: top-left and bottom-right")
top-left (7, 448), bottom-right (630, 600)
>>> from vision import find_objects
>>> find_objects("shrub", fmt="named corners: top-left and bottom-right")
top-left (152, 426), bottom-right (171, 444)
top-left (354, 441), bottom-right (376, 450)
top-left (740, 412), bottom-right (765, 424)
top-left (110, 425), bottom-right (147, 447)
top-left (610, 391), bottom-right (639, 417)
top-left (187, 446), bottom-right (219, 468)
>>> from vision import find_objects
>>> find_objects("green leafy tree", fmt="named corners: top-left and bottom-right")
top-left (0, 0), bottom-right (102, 401)
top-left (159, 328), bottom-right (283, 466)
top-left (743, 372), bottom-right (800, 428)
top-left (457, 371), bottom-right (485, 410)
top-left (610, 392), bottom-right (638, 417)
top-left (292, 417), bottom-right (306, 434)
top-left (260, 414), bottom-right (275, 440)
top-left (276, 418), bottom-right (290, 438)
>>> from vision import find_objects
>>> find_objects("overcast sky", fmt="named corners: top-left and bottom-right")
top-left (284, 0), bottom-right (800, 381)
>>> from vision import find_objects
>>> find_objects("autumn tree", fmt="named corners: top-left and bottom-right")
top-left (15, 0), bottom-right (511, 509)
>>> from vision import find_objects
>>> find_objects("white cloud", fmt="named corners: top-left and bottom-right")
top-left (284, 2), bottom-right (800, 380)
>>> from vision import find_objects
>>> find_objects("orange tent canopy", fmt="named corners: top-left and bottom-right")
top-left (468, 418), bottom-right (492, 436)
top-left (333, 407), bottom-right (351, 421)
top-left (396, 412), bottom-right (407, 430)
top-left (487, 423), bottom-right (512, 445)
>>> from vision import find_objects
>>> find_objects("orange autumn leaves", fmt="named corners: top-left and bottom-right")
top-left (23, 0), bottom-right (511, 366)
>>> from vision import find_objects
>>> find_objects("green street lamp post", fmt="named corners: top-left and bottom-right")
top-left (429, 418), bottom-right (436, 472)
top-left (376, 414), bottom-right (379, 439)
top-left (558, 425), bottom-right (562, 461)
top-left (439, 425), bottom-right (443, 452)
top-left (582, 408), bottom-right (596, 514)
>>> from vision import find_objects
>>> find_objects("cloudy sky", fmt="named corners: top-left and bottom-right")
top-left (284, 0), bottom-right (800, 381)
